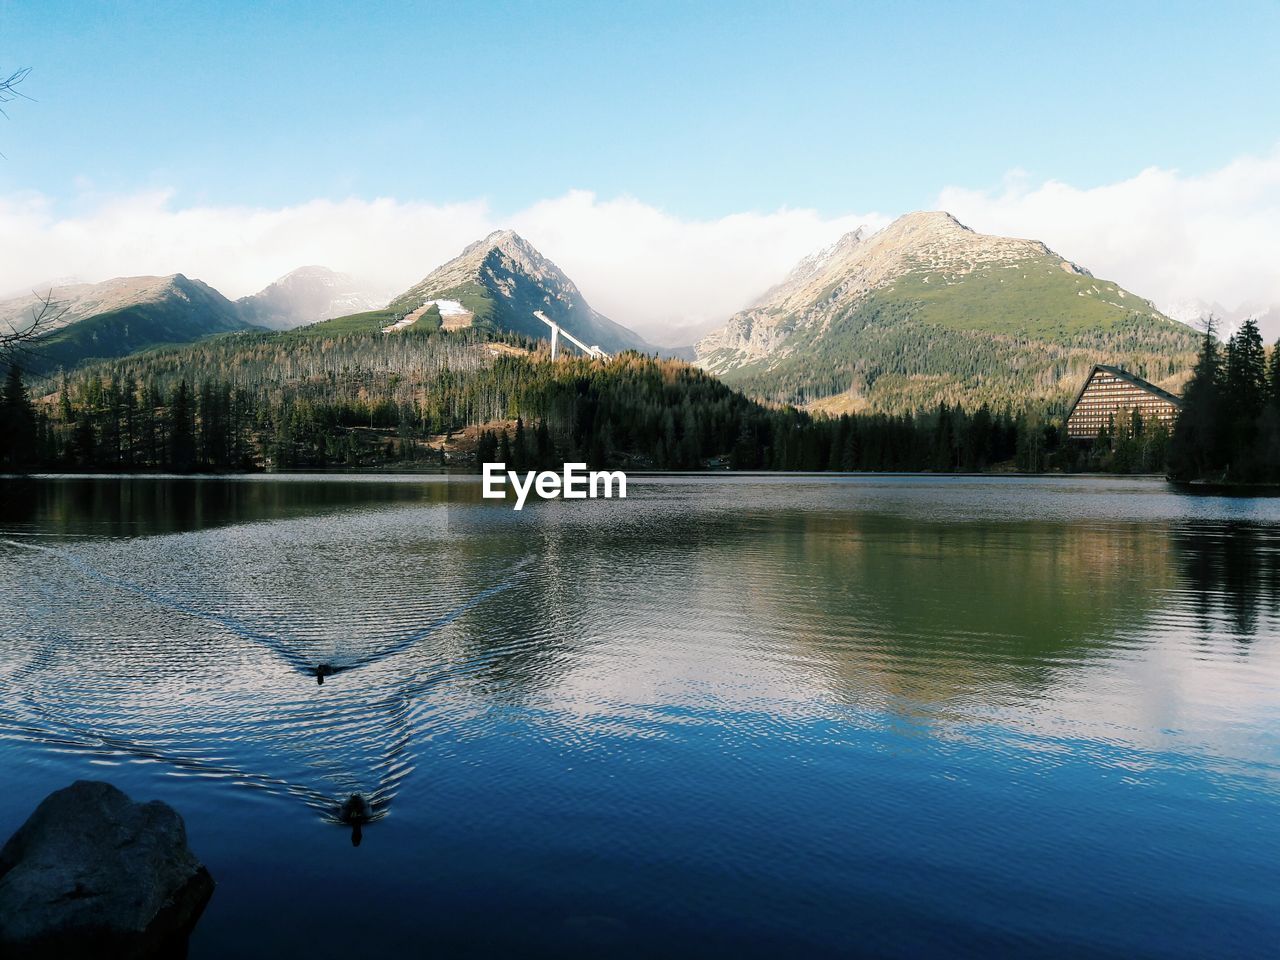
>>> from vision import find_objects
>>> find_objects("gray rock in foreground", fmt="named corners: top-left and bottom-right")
top-left (0, 780), bottom-right (214, 958)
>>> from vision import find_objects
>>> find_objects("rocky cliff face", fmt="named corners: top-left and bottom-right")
top-left (694, 228), bottom-right (869, 365)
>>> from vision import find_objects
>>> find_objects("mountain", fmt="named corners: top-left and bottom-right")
top-left (374, 230), bottom-right (651, 354)
top-left (695, 211), bottom-right (1201, 413)
top-left (237, 266), bottom-right (388, 330)
top-left (0, 274), bottom-right (252, 373)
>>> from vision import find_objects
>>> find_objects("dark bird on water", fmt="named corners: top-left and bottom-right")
top-left (340, 793), bottom-right (373, 846)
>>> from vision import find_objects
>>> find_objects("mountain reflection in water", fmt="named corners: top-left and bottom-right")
top-left (0, 474), bottom-right (1277, 959)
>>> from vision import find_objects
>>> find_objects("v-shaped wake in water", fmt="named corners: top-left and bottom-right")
top-left (2, 537), bottom-right (536, 681)
top-left (0, 535), bottom-right (541, 841)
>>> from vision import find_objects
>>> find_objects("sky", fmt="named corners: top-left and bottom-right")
top-left (2, 0), bottom-right (1279, 340)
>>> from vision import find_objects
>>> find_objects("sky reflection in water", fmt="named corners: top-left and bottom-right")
top-left (0, 474), bottom-right (1277, 958)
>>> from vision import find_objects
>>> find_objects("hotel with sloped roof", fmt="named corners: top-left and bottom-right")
top-left (1065, 365), bottom-right (1183, 440)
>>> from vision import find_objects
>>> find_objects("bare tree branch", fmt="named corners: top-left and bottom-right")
top-left (0, 67), bottom-right (31, 115)
top-left (0, 68), bottom-right (31, 99)
top-left (0, 290), bottom-right (68, 368)
top-left (0, 67), bottom-right (31, 160)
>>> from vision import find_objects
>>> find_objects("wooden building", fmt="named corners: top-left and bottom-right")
top-left (1065, 365), bottom-right (1182, 440)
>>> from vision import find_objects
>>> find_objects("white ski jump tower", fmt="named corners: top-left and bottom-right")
top-left (534, 310), bottom-right (608, 361)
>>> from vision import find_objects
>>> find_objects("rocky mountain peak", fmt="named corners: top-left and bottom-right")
top-left (385, 231), bottom-right (650, 354)
top-left (867, 211), bottom-right (1089, 277)
top-left (396, 229), bottom-right (580, 311)
top-left (890, 210), bottom-right (971, 233)
top-left (456, 230), bottom-right (543, 268)
top-left (481, 228), bottom-right (525, 249)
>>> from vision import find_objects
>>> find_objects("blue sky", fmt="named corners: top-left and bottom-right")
top-left (3, 0), bottom-right (1277, 216)
top-left (2, 1), bottom-right (1279, 336)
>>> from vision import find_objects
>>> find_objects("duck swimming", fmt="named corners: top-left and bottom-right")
top-left (315, 663), bottom-right (337, 685)
top-left (340, 793), bottom-right (372, 823)
top-left (340, 793), bottom-right (373, 846)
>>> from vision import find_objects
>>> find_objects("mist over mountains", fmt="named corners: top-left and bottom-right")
top-left (236, 266), bottom-right (391, 331)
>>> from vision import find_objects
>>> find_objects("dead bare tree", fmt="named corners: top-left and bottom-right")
top-left (1, 291), bottom-right (68, 369)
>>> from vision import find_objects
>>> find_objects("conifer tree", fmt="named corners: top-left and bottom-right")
top-left (1168, 322), bottom-right (1225, 480)
top-left (1268, 338), bottom-right (1280, 409)
top-left (1225, 319), bottom-right (1267, 473)
top-left (513, 417), bottom-right (528, 470)
top-left (168, 379), bottom-right (196, 472)
top-left (0, 365), bottom-right (37, 467)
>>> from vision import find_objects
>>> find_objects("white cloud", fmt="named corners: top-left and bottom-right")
top-left (7, 147), bottom-right (1278, 345)
top-left (0, 188), bottom-right (493, 307)
top-left (0, 188), bottom-right (881, 345)
top-left (509, 191), bottom-right (880, 343)
top-left (937, 146), bottom-right (1280, 335)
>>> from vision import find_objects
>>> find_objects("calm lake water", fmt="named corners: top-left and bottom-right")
top-left (1, 474), bottom-right (1278, 958)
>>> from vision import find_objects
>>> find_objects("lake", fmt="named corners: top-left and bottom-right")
top-left (1, 474), bottom-right (1277, 958)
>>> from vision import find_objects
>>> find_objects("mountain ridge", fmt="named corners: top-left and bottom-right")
top-left (695, 211), bottom-right (1198, 412)
top-left (0, 274), bottom-right (253, 373)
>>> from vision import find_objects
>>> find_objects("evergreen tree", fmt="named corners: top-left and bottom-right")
top-left (72, 413), bottom-right (95, 467)
top-left (534, 419), bottom-right (553, 468)
top-left (964, 404), bottom-right (993, 471)
top-left (1268, 338), bottom-right (1280, 409)
top-left (168, 379), bottom-right (196, 472)
top-left (1224, 319), bottom-right (1267, 475)
top-left (513, 417), bottom-right (527, 471)
top-left (0, 365), bottom-right (38, 467)
top-left (730, 423), bottom-right (759, 470)
top-left (1016, 411), bottom-right (1045, 472)
top-left (932, 404), bottom-right (956, 471)
top-left (121, 376), bottom-right (138, 467)
top-left (1226, 320), bottom-right (1266, 417)
top-left (839, 416), bottom-right (860, 471)
top-left (475, 430), bottom-right (498, 465)
top-left (1168, 323), bottom-right (1225, 480)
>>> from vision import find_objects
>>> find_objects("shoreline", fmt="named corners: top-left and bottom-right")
top-left (2, 469), bottom-right (1172, 481)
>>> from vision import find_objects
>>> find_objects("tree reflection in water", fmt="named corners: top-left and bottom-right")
top-left (1172, 520), bottom-right (1280, 644)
